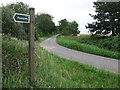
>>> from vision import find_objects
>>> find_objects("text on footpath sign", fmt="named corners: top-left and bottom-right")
top-left (13, 13), bottom-right (30, 23)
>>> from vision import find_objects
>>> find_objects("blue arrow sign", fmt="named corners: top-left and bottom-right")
top-left (13, 13), bottom-right (30, 23)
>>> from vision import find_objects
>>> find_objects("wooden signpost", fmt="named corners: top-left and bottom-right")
top-left (13, 8), bottom-right (35, 86)
top-left (29, 8), bottom-right (35, 86)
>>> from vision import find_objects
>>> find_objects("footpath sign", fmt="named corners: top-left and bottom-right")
top-left (13, 8), bottom-right (35, 86)
top-left (13, 13), bottom-right (30, 23)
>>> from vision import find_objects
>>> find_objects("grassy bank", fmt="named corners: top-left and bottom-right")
top-left (35, 42), bottom-right (119, 88)
top-left (56, 36), bottom-right (120, 60)
top-left (3, 35), bottom-right (119, 88)
top-left (2, 35), bottom-right (30, 88)
top-left (67, 35), bottom-right (120, 52)
top-left (2, 35), bottom-right (48, 88)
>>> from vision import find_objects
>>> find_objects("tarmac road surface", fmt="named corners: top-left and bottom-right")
top-left (40, 35), bottom-right (119, 74)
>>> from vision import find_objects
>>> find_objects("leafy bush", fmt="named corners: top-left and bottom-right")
top-left (69, 35), bottom-right (120, 52)
top-left (2, 2), bottom-right (29, 40)
top-left (98, 36), bottom-right (120, 52)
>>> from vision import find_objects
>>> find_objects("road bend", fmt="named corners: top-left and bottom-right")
top-left (40, 35), bottom-right (119, 75)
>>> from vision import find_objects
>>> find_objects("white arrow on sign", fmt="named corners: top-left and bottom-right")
top-left (13, 13), bottom-right (30, 23)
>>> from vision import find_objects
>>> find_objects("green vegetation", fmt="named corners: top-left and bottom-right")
top-left (2, 35), bottom-right (48, 88)
top-left (2, 1), bottom-right (120, 88)
top-left (58, 19), bottom-right (80, 35)
top-left (2, 2), bottom-right (57, 40)
top-left (86, 2), bottom-right (120, 36)
top-left (2, 35), bottom-right (30, 88)
top-left (3, 35), bottom-right (119, 88)
top-left (56, 36), bottom-right (120, 60)
top-left (35, 13), bottom-right (56, 38)
top-left (2, 1), bottom-right (80, 40)
top-left (2, 2), bottom-right (29, 40)
top-left (65, 35), bottom-right (120, 52)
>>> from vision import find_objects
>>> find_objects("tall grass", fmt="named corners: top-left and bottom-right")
top-left (2, 35), bottom-right (48, 88)
top-left (2, 35), bottom-right (30, 88)
top-left (56, 37), bottom-right (120, 60)
top-left (3, 35), bottom-right (119, 88)
top-left (35, 42), bottom-right (119, 88)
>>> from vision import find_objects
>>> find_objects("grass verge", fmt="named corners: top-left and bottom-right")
top-left (2, 36), bottom-right (30, 88)
top-left (56, 37), bottom-right (120, 60)
top-left (2, 35), bottom-right (49, 88)
top-left (3, 35), bottom-right (119, 88)
top-left (35, 42), bottom-right (119, 88)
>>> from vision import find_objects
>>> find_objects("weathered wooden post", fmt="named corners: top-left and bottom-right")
top-left (13, 8), bottom-right (35, 86)
top-left (0, 7), bottom-right (2, 89)
top-left (29, 8), bottom-right (35, 86)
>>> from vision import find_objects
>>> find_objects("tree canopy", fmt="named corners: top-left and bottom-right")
top-left (86, 2), bottom-right (120, 36)
top-left (2, 2), bottom-right (56, 40)
top-left (2, 1), bottom-right (80, 39)
top-left (58, 19), bottom-right (80, 35)
top-left (35, 13), bottom-right (56, 37)
top-left (2, 2), bottom-right (29, 40)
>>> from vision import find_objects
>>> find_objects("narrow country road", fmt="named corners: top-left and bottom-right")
top-left (40, 35), bottom-right (119, 75)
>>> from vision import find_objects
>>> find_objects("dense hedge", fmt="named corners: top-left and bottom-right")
top-left (70, 35), bottom-right (120, 52)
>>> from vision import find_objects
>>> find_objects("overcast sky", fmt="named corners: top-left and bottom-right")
top-left (0, 0), bottom-right (97, 34)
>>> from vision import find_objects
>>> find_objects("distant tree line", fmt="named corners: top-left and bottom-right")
top-left (2, 2), bottom-right (80, 40)
top-left (86, 2), bottom-right (120, 36)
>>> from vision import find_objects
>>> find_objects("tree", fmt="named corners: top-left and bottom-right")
top-left (86, 2), bottom-right (120, 36)
top-left (35, 13), bottom-right (56, 36)
top-left (58, 19), bottom-right (80, 35)
top-left (2, 2), bottom-right (29, 40)
top-left (58, 19), bottom-right (68, 34)
top-left (69, 21), bottom-right (80, 35)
